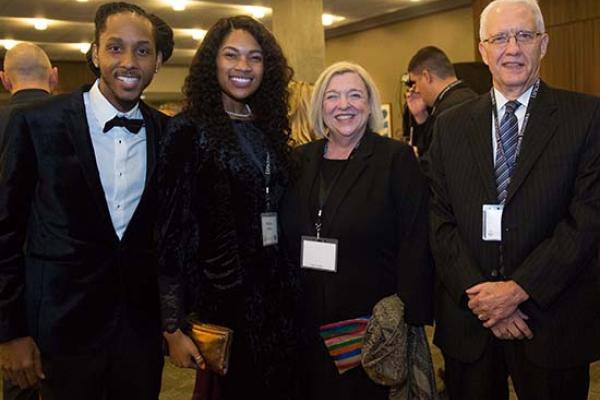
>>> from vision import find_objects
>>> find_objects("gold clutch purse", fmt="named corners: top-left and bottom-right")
top-left (188, 321), bottom-right (233, 375)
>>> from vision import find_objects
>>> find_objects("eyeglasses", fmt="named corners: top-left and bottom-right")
top-left (483, 30), bottom-right (543, 46)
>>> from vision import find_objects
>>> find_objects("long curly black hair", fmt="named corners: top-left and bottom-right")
top-left (182, 15), bottom-right (294, 179)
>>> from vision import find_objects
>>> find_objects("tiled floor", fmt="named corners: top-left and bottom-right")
top-left (158, 330), bottom-right (600, 400)
top-left (1, 344), bottom-right (597, 399)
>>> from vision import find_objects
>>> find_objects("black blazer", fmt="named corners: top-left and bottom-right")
top-left (0, 87), bottom-right (169, 356)
top-left (0, 89), bottom-right (51, 151)
top-left (281, 131), bottom-right (433, 329)
top-left (411, 81), bottom-right (477, 157)
top-left (427, 82), bottom-right (600, 368)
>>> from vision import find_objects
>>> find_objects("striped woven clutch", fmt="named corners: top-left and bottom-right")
top-left (319, 316), bottom-right (371, 374)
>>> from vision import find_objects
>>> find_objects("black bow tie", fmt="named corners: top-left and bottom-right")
top-left (103, 115), bottom-right (144, 134)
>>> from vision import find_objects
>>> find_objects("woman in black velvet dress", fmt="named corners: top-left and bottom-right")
top-left (157, 16), bottom-right (298, 400)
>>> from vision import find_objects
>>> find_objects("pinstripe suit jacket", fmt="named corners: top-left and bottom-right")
top-left (427, 82), bottom-right (600, 368)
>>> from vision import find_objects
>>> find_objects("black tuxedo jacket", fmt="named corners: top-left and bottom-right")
top-left (281, 131), bottom-right (433, 329)
top-left (0, 87), bottom-right (169, 357)
top-left (427, 82), bottom-right (600, 368)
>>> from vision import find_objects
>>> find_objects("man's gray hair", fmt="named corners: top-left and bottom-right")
top-left (479, 0), bottom-right (545, 40)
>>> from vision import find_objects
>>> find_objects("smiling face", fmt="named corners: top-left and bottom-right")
top-left (479, 2), bottom-right (548, 99)
top-left (216, 29), bottom-right (264, 114)
top-left (93, 12), bottom-right (162, 112)
top-left (322, 72), bottom-right (370, 142)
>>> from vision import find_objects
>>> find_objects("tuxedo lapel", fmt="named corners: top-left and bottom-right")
top-left (506, 83), bottom-right (559, 204)
top-left (321, 131), bottom-right (374, 235)
top-left (466, 95), bottom-right (498, 202)
top-left (64, 88), bottom-right (116, 239)
top-left (140, 102), bottom-right (158, 185)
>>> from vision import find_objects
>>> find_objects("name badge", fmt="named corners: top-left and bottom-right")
top-left (482, 204), bottom-right (503, 241)
top-left (260, 212), bottom-right (278, 246)
top-left (301, 236), bottom-right (338, 272)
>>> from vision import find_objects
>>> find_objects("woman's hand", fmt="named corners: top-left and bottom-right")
top-left (163, 329), bottom-right (206, 370)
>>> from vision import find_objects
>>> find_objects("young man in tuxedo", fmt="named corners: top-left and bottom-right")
top-left (426, 0), bottom-right (600, 399)
top-left (0, 3), bottom-right (174, 399)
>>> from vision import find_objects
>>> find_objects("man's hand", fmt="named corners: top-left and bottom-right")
top-left (489, 309), bottom-right (534, 340)
top-left (0, 336), bottom-right (45, 389)
top-left (163, 329), bottom-right (205, 370)
top-left (406, 91), bottom-right (429, 124)
top-left (466, 280), bottom-right (529, 327)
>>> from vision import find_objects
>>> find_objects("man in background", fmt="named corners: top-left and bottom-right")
top-left (0, 43), bottom-right (58, 145)
top-left (405, 46), bottom-right (476, 157)
top-left (0, 41), bottom-right (57, 400)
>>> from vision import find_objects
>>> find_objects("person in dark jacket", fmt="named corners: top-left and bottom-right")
top-left (404, 46), bottom-right (477, 157)
top-left (0, 40), bottom-right (57, 400)
top-left (0, 3), bottom-right (173, 398)
top-left (280, 61), bottom-right (434, 400)
top-left (157, 15), bottom-right (300, 400)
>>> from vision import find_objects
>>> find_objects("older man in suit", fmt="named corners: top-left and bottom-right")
top-left (0, 3), bottom-right (174, 399)
top-left (0, 43), bottom-right (58, 145)
top-left (0, 41), bottom-right (57, 400)
top-left (426, 0), bottom-right (600, 399)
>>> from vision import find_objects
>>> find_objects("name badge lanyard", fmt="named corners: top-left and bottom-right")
top-left (314, 146), bottom-right (356, 239)
top-left (490, 79), bottom-right (540, 198)
top-left (238, 135), bottom-right (272, 212)
top-left (431, 79), bottom-right (463, 116)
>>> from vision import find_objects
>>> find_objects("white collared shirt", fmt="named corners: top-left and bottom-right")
top-left (83, 80), bottom-right (147, 240)
top-left (491, 85), bottom-right (534, 164)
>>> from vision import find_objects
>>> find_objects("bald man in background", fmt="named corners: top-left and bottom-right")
top-left (0, 42), bottom-right (58, 147)
top-left (0, 42), bottom-right (57, 400)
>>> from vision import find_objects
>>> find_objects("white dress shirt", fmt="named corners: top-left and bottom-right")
top-left (491, 85), bottom-right (534, 164)
top-left (83, 80), bottom-right (147, 240)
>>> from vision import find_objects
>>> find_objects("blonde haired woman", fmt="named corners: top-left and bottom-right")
top-left (280, 61), bottom-right (434, 399)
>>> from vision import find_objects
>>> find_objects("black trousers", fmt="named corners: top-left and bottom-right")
top-left (39, 317), bottom-right (163, 400)
top-left (443, 338), bottom-right (590, 400)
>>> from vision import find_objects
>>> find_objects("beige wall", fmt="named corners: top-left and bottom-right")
top-left (324, 6), bottom-right (475, 137)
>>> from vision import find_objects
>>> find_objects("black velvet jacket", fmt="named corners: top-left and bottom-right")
top-left (156, 114), bottom-right (299, 393)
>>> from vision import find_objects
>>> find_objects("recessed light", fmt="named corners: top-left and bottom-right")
top-left (322, 14), bottom-right (345, 26)
top-left (243, 6), bottom-right (269, 19)
top-left (170, 0), bottom-right (186, 11)
top-left (1, 40), bottom-right (18, 50)
top-left (33, 19), bottom-right (49, 30)
top-left (78, 42), bottom-right (91, 54)
top-left (76, 0), bottom-right (89, 2)
top-left (191, 29), bottom-right (207, 40)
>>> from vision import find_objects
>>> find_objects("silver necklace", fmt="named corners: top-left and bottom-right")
top-left (225, 104), bottom-right (252, 119)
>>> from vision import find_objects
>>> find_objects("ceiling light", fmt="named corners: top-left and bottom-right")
top-left (191, 29), bottom-right (207, 40)
top-left (33, 19), bottom-right (49, 30)
top-left (78, 42), bottom-right (91, 54)
top-left (76, 0), bottom-right (89, 2)
top-left (322, 14), bottom-right (345, 26)
top-left (1, 40), bottom-right (17, 50)
top-left (170, 0), bottom-right (186, 11)
top-left (243, 6), bottom-right (270, 19)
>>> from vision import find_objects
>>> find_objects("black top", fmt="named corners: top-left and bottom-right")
top-left (157, 114), bottom-right (299, 398)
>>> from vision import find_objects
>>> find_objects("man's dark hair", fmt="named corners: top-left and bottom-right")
top-left (87, 2), bottom-right (174, 76)
top-left (407, 46), bottom-right (456, 79)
